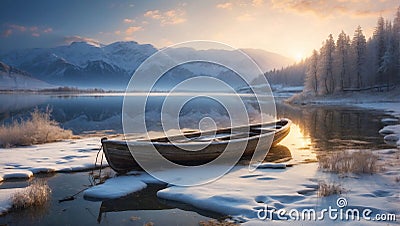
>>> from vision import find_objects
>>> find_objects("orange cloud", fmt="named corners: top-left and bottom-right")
top-left (43, 28), bottom-right (53, 33)
top-left (9, 24), bottom-right (27, 32)
top-left (123, 18), bottom-right (135, 23)
top-left (2, 29), bottom-right (12, 37)
top-left (237, 13), bottom-right (255, 21)
top-left (64, 35), bottom-right (101, 46)
top-left (270, 0), bottom-right (395, 18)
top-left (252, 0), bottom-right (264, 7)
top-left (144, 10), bottom-right (162, 19)
top-left (125, 26), bottom-right (143, 35)
top-left (216, 2), bottom-right (233, 9)
top-left (144, 9), bottom-right (186, 25)
top-left (2, 24), bottom-right (53, 37)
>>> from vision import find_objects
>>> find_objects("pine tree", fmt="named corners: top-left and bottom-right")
top-left (334, 31), bottom-right (351, 91)
top-left (374, 16), bottom-right (386, 84)
top-left (318, 34), bottom-right (336, 94)
top-left (392, 6), bottom-right (400, 82)
top-left (304, 49), bottom-right (319, 94)
top-left (351, 26), bottom-right (367, 89)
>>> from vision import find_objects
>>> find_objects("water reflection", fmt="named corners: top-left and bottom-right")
top-left (96, 184), bottom-right (224, 224)
top-left (276, 102), bottom-right (391, 152)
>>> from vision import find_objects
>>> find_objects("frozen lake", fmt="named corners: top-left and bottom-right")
top-left (0, 93), bottom-right (398, 225)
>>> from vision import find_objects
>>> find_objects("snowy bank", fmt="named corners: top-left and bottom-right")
top-left (84, 176), bottom-right (147, 200)
top-left (0, 187), bottom-right (24, 215)
top-left (0, 137), bottom-right (106, 180)
top-left (81, 154), bottom-right (399, 224)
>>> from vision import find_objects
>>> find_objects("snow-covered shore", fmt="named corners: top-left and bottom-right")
top-left (1, 93), bottom-right (399, 223)
top-left (0, 137), bottom-right (106, 182)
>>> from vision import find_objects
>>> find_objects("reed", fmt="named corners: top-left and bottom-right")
top-left (318, 181), bottom-right (345, 197)
top-left (318, 150), bottom-right (378, 174)
top-left (11, 179), bottom-right (51, 210)
top-left (0, 108), bottom-right (72, 148)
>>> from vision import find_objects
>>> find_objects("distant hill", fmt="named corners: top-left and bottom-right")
top-left (0, 41), bottom-right (293, 89)
top-left (241, 48), bottom-right (294, 72)
top-left (0, 61), bottom-right (53, 90)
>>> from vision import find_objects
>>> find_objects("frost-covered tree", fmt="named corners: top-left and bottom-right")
top-left (374, 16), bottom-right (386, 81)
top-left (351, 26), bottom-right (367, 89)
top-left (304, 49), bottom-right (319, 94)
top-left (268, 5), bottom-right (400, 96)
top-left (393, 6), bottom-right (400, 79)
top-left (334, 31), bottom-right (351, 91)
top-left (380, 20), bottom-right (397, 87)
top-left (317, 34), bottom-right (336, 94)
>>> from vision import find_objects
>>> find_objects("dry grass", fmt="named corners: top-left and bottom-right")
top-left (318, 150), bottom-right (379, 174)
top-left (12, 180), bottom-right (51, 210)
top-left (199, 220), bottom-right (239, 226)
top-left (318, 181), bottom-right (345, 197)
top-left (0, 108), bottom-right (72, 148)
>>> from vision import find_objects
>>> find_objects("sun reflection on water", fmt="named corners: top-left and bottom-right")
top-left (278, 123), bottom-right (317, 164)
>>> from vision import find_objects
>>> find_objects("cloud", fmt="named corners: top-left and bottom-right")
top-left (252, 0), bottom-right (264, 6)
top-left (1, 24), bottom-right (53, 38)
top-left (114, 30), bottom-right (122, 35)
top-left (29, 26), bottom-right (38, 32)
top-left (237, 13), bottom-right (256, 21)
top-left (124, 36), bottom-right (136, 41)
top-left (123, 18), bottom-right (135, 23)
top-left (9, 24), bottom-right (27, 32)
top-left (216, 2), bottom-right (233, 9)
top-left (270, 0), bottom-right (395, 18)
top-left (43, 28), bottom-right (53, 33)
top-left (125, 26), bottom-right (143, 35)
top-left (2, 29), bottom-right (12, 37)
top-left (144, 9), bottom-right (186, 25)
top-left (144, 10), bottom-right (162, 19)
top-left (63, 35), bottom-right (101, 46)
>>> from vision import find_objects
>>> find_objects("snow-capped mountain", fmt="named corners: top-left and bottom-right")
top-left (0, 61), bottom-right (53, 90)
top-left (0, 41), bottom-right (293, 89)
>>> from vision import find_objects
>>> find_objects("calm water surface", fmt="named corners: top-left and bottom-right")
top-left (0, 93), bottom-right (394, 225)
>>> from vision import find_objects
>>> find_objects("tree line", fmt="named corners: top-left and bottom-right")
top-left (265, 7), bottom-right (400, 95)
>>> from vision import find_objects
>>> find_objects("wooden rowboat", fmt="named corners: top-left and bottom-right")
top-left (102, 118), bottom-right (291, 174)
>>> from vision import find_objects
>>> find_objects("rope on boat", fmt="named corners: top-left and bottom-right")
top-left (90, 140), bottom-right (105, 186)
top-left (59, 140), bottom-right (105, 203)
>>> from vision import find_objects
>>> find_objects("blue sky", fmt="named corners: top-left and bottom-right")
top-left (0, 0), bottom-right (398, 60)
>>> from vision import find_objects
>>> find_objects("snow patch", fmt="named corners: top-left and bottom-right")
top-left (0, 187), bottom-right (24, 215)
top-left (2, 171), bottom-right (33, 180)
top-left (381, 118), bottom-right (399, 123)
top-left (84, 176), bottom-right (147, 200)
top-left (0, 137), bottom-right (107, 180)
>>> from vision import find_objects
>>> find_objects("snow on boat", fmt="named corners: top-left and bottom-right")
top-left (101, 118), bottom-right (291, 174)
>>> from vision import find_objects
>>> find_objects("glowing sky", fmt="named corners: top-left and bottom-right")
top-left (0, 0), bottom-right (398, 60)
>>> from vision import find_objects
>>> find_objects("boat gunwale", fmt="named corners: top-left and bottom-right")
top-left (103, 118), bottom-right (291, 146)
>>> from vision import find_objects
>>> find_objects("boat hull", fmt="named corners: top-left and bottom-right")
top-left (102, 119), bottom-right (291, 174)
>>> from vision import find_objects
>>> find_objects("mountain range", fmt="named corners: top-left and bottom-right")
top-left (0, 41), bottom-right (293, 90)
top-left (0, 61), bottom-right (53, 90)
